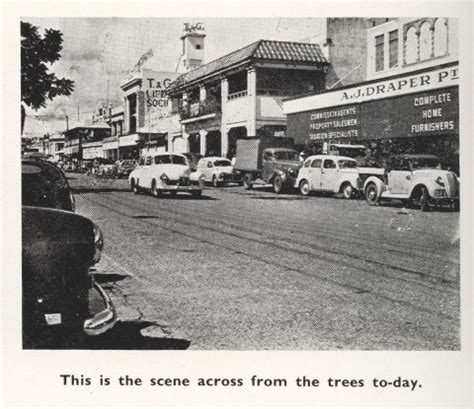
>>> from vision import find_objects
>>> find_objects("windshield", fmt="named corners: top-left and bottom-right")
top-left (154, 155), bottom-right (187, 165)
top-left (338, 159), bottom-right (358, 169)
top-left (273, 150), bottom-right (299, 161)
top-left (214, 160), bottom-right (231, 167)
top-left (410, 157), bottom-right (441, 170)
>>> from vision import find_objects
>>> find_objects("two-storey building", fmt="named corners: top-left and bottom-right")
top-left (63, 123), bottom-right (111, 161)
top-left (284, 17), bottom-right (459, 174)
top-left (169, 39), bottom-right (329, 159)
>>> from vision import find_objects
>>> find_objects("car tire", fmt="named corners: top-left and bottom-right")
top-left (365, 182), bottom-right (379, 206)
top-left (273, 175), bottom-right (284, 194)
top-left (341, 183), bottom-right (354, 199)
top-left (131, 179), bottom-right (140, 195)
top-left (416, 186), bottom-right (430, 212)
top-left (299, 179), bottom-right (311, 196)
top-left (151, 180), bottom-right (161, 198)
top-left (243, 174), bottom-right (253, 190)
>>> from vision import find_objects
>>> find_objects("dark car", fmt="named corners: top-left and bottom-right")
top-left (22, 158), bottom-right (116, 348)
top-left (115, 159), bottom-right (137, 178)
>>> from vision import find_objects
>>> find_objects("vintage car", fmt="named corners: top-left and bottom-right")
top-left (96, 158), bottom-right (116, 177)
top-left (295, 154), bottom-right (361, 198)
top-left (182, 152), bottom-right (203, 172)
top-left (363, 154), bottom-right (459, 211)
top-left (22, 158), bottom-right (116, 348)
top-left (196, 156), bottom-right (235, 187)
top-left (128, 153), bottom-right (205, 197)
top-left (115, 159), bottom-right (137, 178)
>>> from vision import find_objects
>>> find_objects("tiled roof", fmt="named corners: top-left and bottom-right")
top-left (173, 40), bottom-right (329, 89)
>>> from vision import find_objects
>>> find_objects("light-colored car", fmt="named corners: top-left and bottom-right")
top-left (295, 155), bottom-right (361, 198)
top-left (196, 156), bottom-right (234, 187)
top-left (363, 154), bottom-right (459, 211)
top-left (128, 153), bottom-right (204, 197)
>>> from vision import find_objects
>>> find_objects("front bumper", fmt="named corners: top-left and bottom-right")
top-left (83, 281), bottom-right (117, 336)
top-left (430, 197), bottom-right (459, 206)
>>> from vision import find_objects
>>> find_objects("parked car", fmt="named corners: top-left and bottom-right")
top-left (233, 136), bottom-right (301, 193)
top-left (22, 158), bottom-right (116, 348)
top-left (182, 152), bottom-right (203, 171)
top-left (116, 159), bottom-right (137, 178)
top-left (129, 153), bottom-right (205, 197)
top-left (295, 155), bottom-right (362, 198)
top-left (96, 158), bottom-right (116, 177)
top-left (196, 156), bottom-right (235, 187)
top-left (363, 154), bottom-right (459, 211)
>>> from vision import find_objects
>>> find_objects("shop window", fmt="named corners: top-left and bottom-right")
top-left (419, 22), bottom-right (432, 61)
top-left (375, 34), bottom-right (384, 72)
top-left (405, 26), bottom-right (418, 64)
top-left (388, 30), bottom-right (399, 68)
top-left (434, 18), bottom-right (448, 57)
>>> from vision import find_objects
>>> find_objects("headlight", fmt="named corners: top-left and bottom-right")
top-left (160, 173), bottom-right (169, 182)
top-left (435, 176), bottom-right (445, 186)
top-left (92, 223), bottom-right (104, 264)
top-left (199, 173), bottom-right (206, 181)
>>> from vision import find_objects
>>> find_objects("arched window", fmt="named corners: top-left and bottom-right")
top-left (405, 26), bottom-right (418, 64)
top-left (434, 18), bottom-right (448, 56)
top-left (419, 21), bottom-right (432, 60)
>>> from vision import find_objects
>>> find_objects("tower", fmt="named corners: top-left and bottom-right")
top-left (176, 23), bottom-right (206, 73)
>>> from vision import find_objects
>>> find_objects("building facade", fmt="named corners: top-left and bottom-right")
top-left (169, 38), bottom-right (329, 159)
top-left (63, 123), bottom-right (111, 161)
top-left (284, 17), bottom-right (459, 174)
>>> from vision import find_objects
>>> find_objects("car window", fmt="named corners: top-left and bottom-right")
top-left (338, 160), bottom-right (358, 169)
top-left (410, 157), bottom-right (441, 170)
top-left (323, 159), bottom-right (336, 169)
top-left (214, 160), bottom-right (232, 167)
top-left (145, 157), bottom-right (152, 166)
top-left (207, 161), bottom-right (213, 168)
top-left (304, 159), bottom-right (311, 168)
top-left (391, 158), bottom-right (410, 171)
top-left (171, 155), bottom-right (187, 165)
top-left (311, 159), bottom-right (322, 168)
top-left (139, 157), bottom-right (145, 166)
top-left (263, 151), bottom-right (274, 161)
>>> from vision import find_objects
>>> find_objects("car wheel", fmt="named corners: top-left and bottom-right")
top-left (414, 186), bottom-right (430, 212)
top-left (212, 175), bottom-right (219, 188)
top-left (243, 174), bottom-right (253, 190)
top-left (365, 183), bottom-right (379, 206)
top-left (191, 190), bottom-right (202, 197)
top-left (169, 191), bottom-right (177, 197)
top-left (299, 179), bottom-right (310, 196)
top-left (273, 175), bottom-right (284, 194)
top-left (131, 179), bottom-right (140, 195)
top-left (151, 180), bottom-right (161, 198)
top-left (341, 183), bottom-right (354, 199)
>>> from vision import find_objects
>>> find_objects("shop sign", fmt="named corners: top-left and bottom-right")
top-left (284, 64), bottom-right (459, 114)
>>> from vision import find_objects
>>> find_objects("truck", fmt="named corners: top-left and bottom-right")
top-left (233, 137), bottom-right (301, 193)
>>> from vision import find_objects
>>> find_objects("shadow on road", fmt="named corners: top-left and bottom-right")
top-left (83, 320), bottom-right (191, 350)
top-left (72, 186), bottom-right (131, 194)
top-left (92, 272), bottom-right (128, 284)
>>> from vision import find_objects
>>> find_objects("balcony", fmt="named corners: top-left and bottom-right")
top-left (179, 97), bottom-right (221, 121)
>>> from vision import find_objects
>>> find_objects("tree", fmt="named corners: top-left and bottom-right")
top-left (21, 21), bottom-right (74, 134)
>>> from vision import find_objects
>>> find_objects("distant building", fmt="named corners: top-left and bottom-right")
top-left (169, 38), bottom-right (329, 158)
top-left (63, 123), bottom-right (111, 161)
top-left (102, 105), bottom-right (125, 161)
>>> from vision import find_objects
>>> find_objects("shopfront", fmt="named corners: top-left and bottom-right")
top-left (284, 63), bottom-right (459, 174)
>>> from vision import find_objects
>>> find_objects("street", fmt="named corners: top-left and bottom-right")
top-left (70, 174), bottom-right (460, 350)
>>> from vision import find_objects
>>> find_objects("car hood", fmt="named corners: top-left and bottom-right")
top-left (158, 165), bottom-right (191, 180)
top-left (275, 160), bottom-right (301, 169)
top-left (213, 166), bottom-right (233, 173)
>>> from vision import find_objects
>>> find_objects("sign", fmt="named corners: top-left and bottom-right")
top-left (288, 86), bottom-right (458, 144)
top-left (184, 22), bottom-right (205, 34)
top-left (284, 64), bottom-right (459, 115)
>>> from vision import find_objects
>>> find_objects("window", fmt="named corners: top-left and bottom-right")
top-left (263, 152), bottom-right (274, 161)
top-left (207, 161), bottom-right (213, 168)
top-left (196, 44), bottom-right (202, 49)
top-left (434, 18), bottom-right (448, 57)
top-left (405, 26), bottom-right (418, 64)
top-left (419, 22), bottom-right (432, 61)
top-left (145, 157), bottom-right (152, 166)
top-left (375, 34), bottom-right (384, 72)
top-left (389, 30), bottom-right (399, 68)
top-left (323, 159), bottom-right (336, 169)
top-left (304, 159), bottom-right (311, 168)
top-left (311, 159), bottom-right (321, 168)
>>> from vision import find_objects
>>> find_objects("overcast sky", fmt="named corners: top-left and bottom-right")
top-left (22, 17), bottom-right (326, 137)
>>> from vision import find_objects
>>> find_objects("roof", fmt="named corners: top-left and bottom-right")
top-left (392, 154), bottom-right (440, 159)
top-left (173, 40), bottom-right (329, 89)
top-left (306, 155), bottom-right (357, 162)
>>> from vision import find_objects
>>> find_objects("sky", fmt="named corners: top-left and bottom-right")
top-left (22, 17), bottom-right (326, 138)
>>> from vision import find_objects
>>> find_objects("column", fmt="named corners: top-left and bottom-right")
top-left (199, 84), bottom-right (207, 101)
top-left (123, 96), bottom-right (129, 134)
top-left (247, 67), bottom-right (257, 136)
top-left (220, 77), bottom-right (228, 156)
top-left (182, 125), bottom-right (189, 153)
top-left (199, 130), bottom-right (207, 156)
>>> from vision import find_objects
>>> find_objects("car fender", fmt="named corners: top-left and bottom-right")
top-left (336, 175), bottom-right (359, 193)
top-left (363, 175), bottom-right (385, 195)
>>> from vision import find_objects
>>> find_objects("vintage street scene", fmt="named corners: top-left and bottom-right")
top-left (21, 17), bottom-right (460, 350)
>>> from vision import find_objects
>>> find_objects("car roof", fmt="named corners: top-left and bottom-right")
top-left (199, 156), bottom-right (230, 161)
top-left (305, 155), bottom-right (357, 162)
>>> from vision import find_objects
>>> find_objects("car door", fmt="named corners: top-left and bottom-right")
top-left (388, 158), bottom-right (411, 194)
top-left (309, 158), bottom-right (322, 190)
top-left (262, 150), bottom-right (275, 181)
top-left (142, 156), bottom-right (153, 187)
top-left (321, 158), bottom-right (339, 190)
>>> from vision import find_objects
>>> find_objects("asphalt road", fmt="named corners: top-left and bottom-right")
top-left (69, 174), bottom-right (460, 350)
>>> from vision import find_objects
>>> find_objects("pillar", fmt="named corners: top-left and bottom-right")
top-left (220, 77), bottom-right (228, 156)
top-left (199, 130), bottom-right (207, 156)
top-left (247, 67), bottom-right (257, 136)
top-left (200, 84), bottom-right (207, 101)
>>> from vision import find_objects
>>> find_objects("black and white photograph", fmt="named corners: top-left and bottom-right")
top-left (20, 15), bottom-right (461, 350)
top-left (2, 1), bottom-right (472, 407)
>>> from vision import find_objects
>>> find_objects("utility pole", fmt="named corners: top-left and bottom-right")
top-left (77, 105), bottom-right (80, 122)
top-left (65, 115), bottom-right (69, 131)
